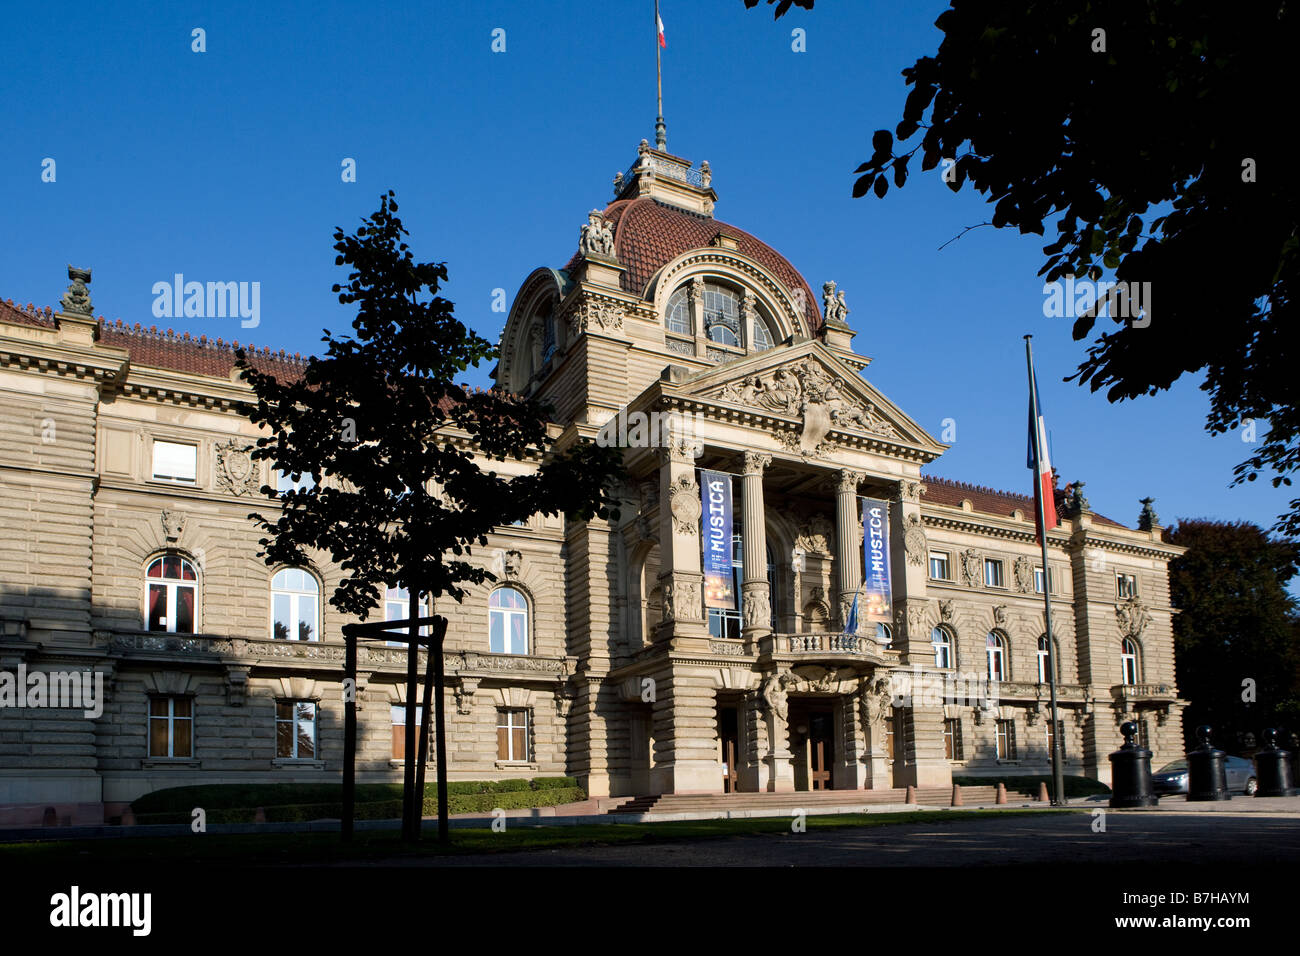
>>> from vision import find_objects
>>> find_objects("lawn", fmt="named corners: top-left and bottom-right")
top-left (2, 808), bottom-right (1079, 866)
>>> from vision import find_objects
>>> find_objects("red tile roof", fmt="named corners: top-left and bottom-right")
top-left (563, 198), bottom-right (823, 332)
top-left (0, 298), bottom-right (307, 382)
top-left (921, 474), bottom-right (1128, 529)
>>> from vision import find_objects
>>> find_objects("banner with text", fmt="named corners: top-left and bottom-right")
top-left (861, 497), bottom-right (893, 623)
top-left (701, 470), bottom-right (735, 609)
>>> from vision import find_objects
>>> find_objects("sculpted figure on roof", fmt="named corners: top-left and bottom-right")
top-left (580, 209), bottom-right (615, 258)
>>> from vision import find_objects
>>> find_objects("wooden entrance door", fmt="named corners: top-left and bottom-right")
top-left (809, 711), bottom-right (833, 790)
top-left (720, 706), bottom-right (740, 793)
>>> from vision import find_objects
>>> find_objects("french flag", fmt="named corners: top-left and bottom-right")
top-left (657, 11), bottom-right (666, 48)
top-left (1027, 366), bottom-right (1058, 540)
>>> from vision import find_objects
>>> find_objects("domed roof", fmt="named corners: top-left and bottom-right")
top-left (564, 197), bottom-right (823, 329)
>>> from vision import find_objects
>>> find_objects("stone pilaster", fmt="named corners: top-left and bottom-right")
top-left (657, 437), bottom-right (706, 646)
top-left (740, 452), bottom-right (772, 644)
top-left (648, 665), bottom-right (721, 794)
top-left (834, 469), bottom-right (865, 628)
top-left (892, 478), bottom-right (930, 662)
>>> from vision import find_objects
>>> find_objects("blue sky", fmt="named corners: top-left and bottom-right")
top-left (1, 0), bottom-right (1288, 536)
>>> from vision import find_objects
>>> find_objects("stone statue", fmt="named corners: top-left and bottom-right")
top-left (579, 210), bottom-right (614, 257)
top-left (822, 281), bottom-right (842, 325)
top-left (60, 265), bottom-right (93, 316)
top-left (1138, 497), bottom-right (1160, 531)
top-left (761, 673), bottom-right (789, 722)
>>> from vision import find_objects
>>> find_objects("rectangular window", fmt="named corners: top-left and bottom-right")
top-left (1046, 718), bottom-right (1066, 760)
top-left (152, 440), bottom-right (197, 483)
top-left (929, 551), bottom-right (950, 581)
top-left (943, 718), bottom-right (964, 761)
top-left (275, 700), bottom-right (317, 759)
top-left (390, 704), bottom-right (426, 762)
top-left (996, 719), bottom-right (1018, 760)
top-left (1116, 573), bottom-right (1138, 599)
top-left (275, 469), bottom-right (316, 494)
top-left (884, 712), bottom-right (897, 761)
top-left (1034, 567), bottom-right (1053, 594)
top-left (984, 558), bottom-right (1005, 588)
top-left (496, 708), bottom-right (531, 762)
top-left (148, 696), bottom-right (193, 758)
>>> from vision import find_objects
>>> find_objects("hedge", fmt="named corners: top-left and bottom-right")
top-left (952, 774), bottom-right (1111, 798)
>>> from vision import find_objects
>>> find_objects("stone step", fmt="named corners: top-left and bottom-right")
top-left (607, 785), bottom-right (1018, 814)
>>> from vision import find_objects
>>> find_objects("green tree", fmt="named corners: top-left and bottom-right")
top-left (235, 192), bottom-right (623, 840)
top-left (1166, 520), bottom-right (1300, 752)
top-left (746, 0), bottom-right (1300, 533)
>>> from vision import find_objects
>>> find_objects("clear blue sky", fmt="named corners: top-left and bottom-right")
top-left (1, 0), bottom-right (1288, 536)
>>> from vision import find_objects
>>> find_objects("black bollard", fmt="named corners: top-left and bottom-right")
top-left (1109, 720), bottom-right (1158, 808)
top-left (1288, 733), bottom-right (1300, 789)
top-left (1255, 728), bottom-right (1297, 797)
top-left (1187, 725), bottom-right (1230, 801)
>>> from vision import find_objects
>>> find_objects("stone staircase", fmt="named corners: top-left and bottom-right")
top-left (607, 784), bottom-right (1021, 815)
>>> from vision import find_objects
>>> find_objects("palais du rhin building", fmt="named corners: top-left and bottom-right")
top-left (0, 137), bottom-right (1186, 819)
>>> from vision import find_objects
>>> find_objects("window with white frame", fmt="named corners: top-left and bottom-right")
top-left (666, 288), bottom-right (692, 335)
top-left (986, 631), bottom-right (1007, 681)
top-left (148, 696), bottom-right (193, 758)
top-left (384, 586), bottom-right (431, 647)
top-left (489, 587), bottom-right (529, 655)
top-left (497, 708), bottom-right (531, 762)
top-left (929, 551), bottom-right (950, 581)
top-left (1116, 573), bottom-right (1138, 599)
top-left (932, 626), bottom-right (952, 669)
top-left (146, 554), bottom-right (198, 633)
top-left (1037, 635), bottom-right (1052, 683)
top-left (995, 718), bottom-right (1017, 760)
top-left (275, 700), bottom-right (317, 759)
top-left (390, 704), bottom-right (426, 762)
top-left (1121, 638), bottom-right (1139, 685)
top-left (984, 558), bottom-right (1005, 588)
top-left (1035, 566), bottom-right (1052, 593)
top-left (943, 717), bottom-right (964, 760)
top-left (151, 440), bottom-right (197, 483)
top-left (271, 568), bottom-right (320, 642)
top-left (752, 318), bottom-right (775, 351)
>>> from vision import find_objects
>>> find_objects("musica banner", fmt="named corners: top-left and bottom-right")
top-left (861, 497), bottom-right (893, 623)
top-left (700, 470), bottom-right (735, 609)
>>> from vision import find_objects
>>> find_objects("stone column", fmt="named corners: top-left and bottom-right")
top-left (740, 452), bottom-right (772, 644)
top-left (657, 436), bottom-right (706, 646)
top-left (688, 276), bottom-right (706, 357)
top-left (834, 469), bottom-right (866, 628)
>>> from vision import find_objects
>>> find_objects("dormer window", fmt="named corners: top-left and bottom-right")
top-left (666, 289), bottom-right (691, 335)
top-left (702, 285), bottom-right (740, 345)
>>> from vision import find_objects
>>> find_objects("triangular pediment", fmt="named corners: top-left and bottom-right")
top-left (672, 340), bottom-right (944, 456)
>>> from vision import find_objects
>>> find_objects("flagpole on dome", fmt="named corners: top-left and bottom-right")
top-left (654, 0), bottom-right (667, 151)
top-left (1025, 335), bottom-right (1067, 808)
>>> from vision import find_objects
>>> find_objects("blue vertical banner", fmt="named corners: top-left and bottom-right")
top-left (861, 497), bottom-right (893, 623)
top-left (700, 470), bottom-right (735, 609)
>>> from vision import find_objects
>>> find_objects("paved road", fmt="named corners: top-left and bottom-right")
top-left (358, 810), bottom-right (1300, 867)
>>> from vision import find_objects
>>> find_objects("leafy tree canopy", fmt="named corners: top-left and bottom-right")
top-left (747, 0), bottom-right (1300, 532)
top-left (1166, 519), bottom-right (1300, 749)
top-left (236, 192), bottom-right (623, 617)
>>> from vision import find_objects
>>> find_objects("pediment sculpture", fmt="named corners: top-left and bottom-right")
top-left (1116, 596), bottom-right (1150, 638)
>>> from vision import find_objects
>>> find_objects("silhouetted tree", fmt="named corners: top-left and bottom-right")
top-left (1166, 519), bottom-right (1300, 752)
top-left (235, 191), bottom-right (622, 840)
top-left (746, 0), bottom-right (1300, 533)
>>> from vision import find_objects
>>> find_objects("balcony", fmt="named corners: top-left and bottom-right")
top-left (1112, 682), bottom-right (1177, 704)
top-left (773, 632), bottom-right (897, 666)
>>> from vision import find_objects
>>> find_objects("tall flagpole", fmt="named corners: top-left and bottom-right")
top-left (654, 0), bottom-right (666, 150)
top-left (1025, 335), bottom-right (1067, 808)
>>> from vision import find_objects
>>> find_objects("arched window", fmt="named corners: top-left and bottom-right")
top-left (986, 631), bottom-right (1007, 682)
top-left (666, 288), bottom-right (692, 335)
top-left (489, 587), bottom-right (529, 655)
top-left (146, 555), bottom-right (198, 634)
top-left (876, 623), bottom-right (892, 649)
top-left (384, 586), bottom-right (432, 647)
top-left (1121, 638), bottom-right (1139, 685)
top-left (932, 626), bottom-right (952, 669)
top-left (752, 319), bottom-right (775, 351)
top-left (702, 285), bottom-right (741, 346)
top-left (540, 308), bottom-right (557, 363)
top-left (1034, 639), bottom-right (1055, 686)
top-left (271, 568), bottom-right (320, 642)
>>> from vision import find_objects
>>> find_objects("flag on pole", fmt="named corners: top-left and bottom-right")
top-left (657, 10), bottom-right (667, 48)
top-left (1026, 363), bottom-right (1059, 540)
top-left (842, 585), bottom-right (862, 638)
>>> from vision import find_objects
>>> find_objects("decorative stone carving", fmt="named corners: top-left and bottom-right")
top-left (60, 265), bottom-right (93, 315)
top-left (569, 298), bottom-right (625, 334)
top-left (898, 480), bottom-right (924, 502)
top-left (860, 676), bottom-right (892, 727)
top-left (992, 605), bottom-right (1008, 626)
top-left (214, 439), bottom-right (259, 497)
top-left (663, 578), bottom-right (702, 623)
top-left (711, 358), bottom-right (896, 456)
top-left (742, 585), bottom-right (770, 629)
top-left (668, 474), bottom-right (701, 535)
top-left (502, 549), bottom-right (522, 579)
top-left (822, 280), bottom-right (849, 327)
top-left (905, 600), bottom-right (929, 638)
top-left (226, 666), bottom-right (249, 707)
top-left (903, 513), bottom-right (927, 566)
top-left (1064, 481), bottom-right (1090, 516)
top-left (579, 209), bottom-right (615, 258)
top-left (1138, 497), bottom-right (1160, 531)
top-left (960, 548), bottom-right (981, 587)
top-left (1014, 555), bottom-right (1034, 593)
top-left (1115, 596), bottom-right (1151, 638)
top-left (455, 678), bottom-right (479, 715)
top-left (795, 513), bottom-right (833, 554)
top-left (938, 598), bottom-right (955, 622)
top-left (742, 451), bottom-right (772, 476)
top-left (161, 510), bottom-right (186, 543)
top-left (761, 673), bottom-right (790, 721)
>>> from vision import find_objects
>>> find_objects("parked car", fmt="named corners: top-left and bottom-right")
top-left (1151, 756), bottom-right (1258, 796)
